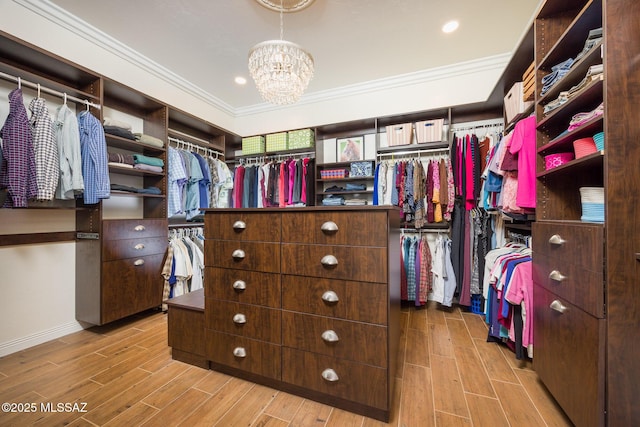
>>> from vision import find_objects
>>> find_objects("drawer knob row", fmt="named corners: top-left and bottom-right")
top-left (321, 255), bottom-right (338, 268)
top-left (134, 225), bottom-right (146, 232)
top-left (321, 368), bottom-right (339, 382)
top-left (233, 220), bottom-right (246, 231)
top-left (233, 347), bottom-right (247, 358)
top-left (320, 221), bottom-right (339, 233)
top-left (548, 234), bottom-right (566, 245)
top-left (321, 290), bottom-right (339, 303)
top-left (549, 270), bottom-right (567, 282)
top-left (134, 243), bottom-right (145, 250)
top-left (232, 313), bottom-right (247, 324)
top-left (133, 259), bottom-right (145, 266)
top-left (232, 249), bottom-right (246, 260)
top-left (550, 300), bottom-right (568, 314)
top-left (321, 330), bottom-right (340, 343)
top-left (233, 280), bottom-right (246, 291)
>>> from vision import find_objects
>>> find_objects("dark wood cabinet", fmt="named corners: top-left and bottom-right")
top-left (203, 207), bottom-right (401, 422)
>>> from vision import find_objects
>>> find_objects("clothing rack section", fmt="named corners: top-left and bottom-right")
top-left (234, 150), bottom-right (316, 165)
top-left (0, 70), bottom-right (101, 110)
top-left (161, 225), bottom-right (205, 310)
top-left (449, 118), bottom-right (504, 135)
top-left (168, 136), bottom-right (224, 159)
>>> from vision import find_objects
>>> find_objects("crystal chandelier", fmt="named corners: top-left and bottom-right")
top-left (248, 0), bottom-right (314, 105)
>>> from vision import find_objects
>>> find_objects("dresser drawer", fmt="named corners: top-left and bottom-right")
top-left (206, 240), bottom-right (280, 273)
top-left (281, 211), bottom-right (388, 246)
top-left (205, 212), bottom-right (281, 242)
top-left (206, 330), bottom-right (281, 380)
top-left (281, 244), bottom-right (386, 283)
top-left (282, 275), bottom-right (387, 324)
top-left (533, 253), bottom-right (604, 318)
top-left (103, 219), bottom-right (168, 240)
top-left (206, 300), bottom-right (281, 344)
top-left (206, 267), bottom-right (280, 308)
top-left (532, 221), bottom-right (603, 271)
top-left (282, 311), bottom-right (387, 367)
top-left (102, 236), bottom-right (167, 261)
top-left (533, 285), bottom-right (605, 427)
top-left (282, 348), bottom-right (388, 410)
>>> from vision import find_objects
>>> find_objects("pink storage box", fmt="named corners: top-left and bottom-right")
top-left (545, 152), bottom-right (574, 170)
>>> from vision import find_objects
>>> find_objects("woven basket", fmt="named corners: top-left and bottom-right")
top-left (573, 137), bottom-right (597, 159)
top-left (592, 131), bottom-right (604, 150)
top-left (545, 152), bottom-right (574, 170)
top-left (580, 187), bottom-right (605, 222)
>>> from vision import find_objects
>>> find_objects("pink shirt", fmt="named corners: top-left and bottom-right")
top-left (508, 116), bottom-right (537, 208)
top-left (504, 261), bottom-right (533, 352)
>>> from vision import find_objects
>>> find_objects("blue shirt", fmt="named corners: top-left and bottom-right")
top-left (77, 111), bottom-right (110, 204)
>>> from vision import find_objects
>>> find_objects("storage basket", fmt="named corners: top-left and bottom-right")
top-left (592, 131), bottom-right (604, 150)
top-left (242, 135), bottom-right (265, 155)
top-left (545, 152), bottom-right (574, 170)
top-left (573, 137), bottom-right (597, 159)
top-left (287, 128), bottom-right (315, 149)
top-left (386, 123), bottom-right (413, 146)
top-left (266, 132), bottom-right (288, 152)
top-left (580, 187), bottom-right (605, 223)
top-left (320, 169), bottom-right (349, 179)
top-left (470, 294), bottom-right (485, 315)
top-left (504, 81), bottom-right (533, 123)
top-left (522, 62), bottom-right (535, 101)
top-left (415, 119), bottom-right (444, 143)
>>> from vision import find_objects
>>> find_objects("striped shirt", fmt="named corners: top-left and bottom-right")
top-left (0, 88), bottom-right (37, 207)
top-left (29, 97), bottom-right (59, 200)
top-left (78, 111), bottom-right (110, 204)
top-left (54, 104), bottom-right (84, 199)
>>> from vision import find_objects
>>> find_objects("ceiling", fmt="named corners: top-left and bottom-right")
top-left (48, 0), bottom-right (541, 111)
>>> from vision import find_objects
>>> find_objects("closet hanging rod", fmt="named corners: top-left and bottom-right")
top-left (168, 128), bottom-right (214, 146)
top-left (377, 147), bottom-right (450, 158)
top-left (449, 120), bottom-right (504, 133)
top-left (168, 136), bottom-right (224, 158)
top-left (0, 71), bottom-right (101, 110)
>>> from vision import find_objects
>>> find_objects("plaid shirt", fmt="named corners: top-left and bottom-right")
top-left (0, 88), bottom-right (37, 207)
top-left (78, 111), bottom-right (110, 204)
top-left (29, 98), bottom-right (59, 200)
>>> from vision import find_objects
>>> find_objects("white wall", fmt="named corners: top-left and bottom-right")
top-left (0, 0), bottom-right (508, 355)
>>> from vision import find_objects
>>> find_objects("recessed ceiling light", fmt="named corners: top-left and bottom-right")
top-left (442, 20), bottom-right (459, 34)
top-left (235, 76), bottom-right (247, 85)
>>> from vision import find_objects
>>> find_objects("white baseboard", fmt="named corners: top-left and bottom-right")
top-left (0, 322), bottom-right (86, 357)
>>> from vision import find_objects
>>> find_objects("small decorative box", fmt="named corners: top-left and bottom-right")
top-left (545, 152), bottom-right (574, 170)
top-left (266, 132), bottom-right (288, 152)
top-left (287, 128), bottom-right (315, 149)
top-left (386, 123), bottom-right (413, 146)
top-left (350, 161), bottom-right (373, 177)
top-left (321, 169), bottom-right (349, 179)
top-left (242, 135), bottom-right (265, 155)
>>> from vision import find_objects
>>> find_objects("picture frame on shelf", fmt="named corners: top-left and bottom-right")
top-left (337, 136), bottom-right (364, 162)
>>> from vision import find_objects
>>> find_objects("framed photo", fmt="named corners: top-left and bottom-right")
top-left (337, 136), bottom-right (364, 162)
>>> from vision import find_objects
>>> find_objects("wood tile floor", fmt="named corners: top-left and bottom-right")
top-left (0, 302), bottom-right (574, 426)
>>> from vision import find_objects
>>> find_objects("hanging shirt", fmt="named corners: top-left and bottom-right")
top-left (509, 115), bottom-right (537, 209)
top-left (54, 103), bottom-right (84, 199)
top-left (29, 97), bottom-right (59, 200)
top-left (77, 110), bottom-right (110, 204)
top-left (168, 147), bottom-right (188, 216)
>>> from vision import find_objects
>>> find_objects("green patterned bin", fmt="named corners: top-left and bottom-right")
top-left (266, 132), bottom-right (288, 152)
top-left (287, 128), bottom-right (315, 149)
top-left (241, 135), bottom-right (265, 155)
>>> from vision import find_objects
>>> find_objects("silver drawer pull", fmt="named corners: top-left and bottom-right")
top-left (320, 221), bottom-right (339, 233)
top-left (549, 270), bottom-right (567, 282)
top-left (233, 313), bottom-right (246, 324)
top-left (321, 290), bottom-right (339, 303)
top-left (321, 330), bottom-right (339, 343)
top-left (321, 255), bottom-right (338, 267)
top-left (548, 234), bottom-right (566, 245)
top-left (233, 220), bottom-right (246, 231)
top-left (233, 280), bottom-right (246, 291)
top-left (550, 300), bottom-right (567, 314)
top-left (233, 347), bottom-right (246, 358)
top-left (321, 368), bottom-right (339, 382)
top-left (232, 249), bottom-right (245, 260)
top-left (133, 259), bottom-right (145, 266)
top-left (134, 243), bottom-right (145, 250)
top-left (134, 225), bottom-right (145, 232)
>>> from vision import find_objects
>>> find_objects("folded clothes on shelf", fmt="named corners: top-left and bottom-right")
top-left (321, 195), bottom-right (345, 206)
top-left (104, 125), bottom-right (137, 140)
top-left (540, 57), bottom-right (574, 96)
top-left (133, 153), bottom-right (164, 167)
top-left (568, 102), bottom-right (604, 131)
top-left (345, 183), bottom-right (367, 191)
top-left (134, 133), bottom-right (164, 148)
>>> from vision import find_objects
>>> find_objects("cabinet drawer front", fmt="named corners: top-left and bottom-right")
top-left (282, 311), bottom-right (387, 367)
top-left (206, 330), bottom-right (281, 380)
top-left (533, 285), bottom-right (605, 427)
top-left (282, 211), bottom-right (388, 246)
top-left (206, 241), bottom-right (280, 273)
top-left (532, 221), bottom-right (603, 271)
top-left (206, 301), bottom-right (281, 344)
top-left (101, 253), bottom-right (164, 324)
top-left (281, 244), bottom-right (386, 283)
top-left (103, 219), bottom-right (168, 240)
top-left (533, 253), bottom-right (604, 317)
top-left (282, 348), bottom-right (388, 410)
top-left (206, 267), bottom-right (280, 308)
top-left (103, 236), bottom-right (167, 261)
top-left (282, 275), bottom-right (387, 324)
top-left (205, 212), bottom-right (281, 242)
